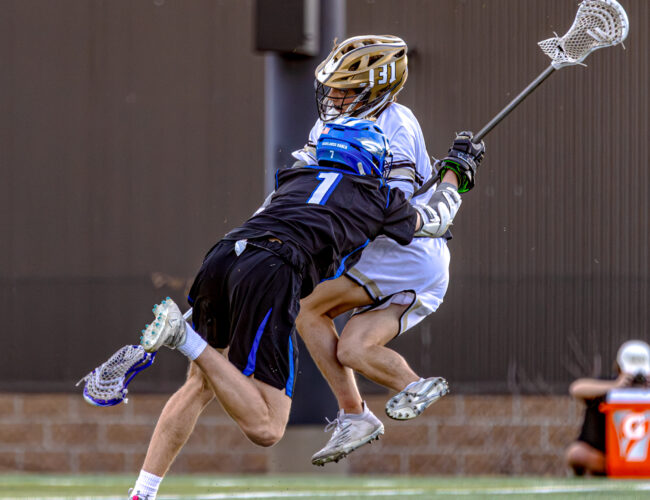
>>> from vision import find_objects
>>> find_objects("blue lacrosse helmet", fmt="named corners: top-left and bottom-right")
top-left (316, 117), bottom-right (392, 178)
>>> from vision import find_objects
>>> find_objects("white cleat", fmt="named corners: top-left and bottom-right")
top-left (385, 377), bottom-right (449, 420)
top-left (311, 402), bottom-right (384, 466)
top-left (140, 297), bottom-right (186, 353)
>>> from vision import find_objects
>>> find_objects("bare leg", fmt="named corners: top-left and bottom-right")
top-left (142, 362), bottom-right (214, 476)
top-left (337, 303), bottom-right (418, 393)
top-left (565, 441), bottom-right (606, 475)
top-left (296, 277), bottom-right (374, 415)
top-left (192, 346), bottom-right (292, 447)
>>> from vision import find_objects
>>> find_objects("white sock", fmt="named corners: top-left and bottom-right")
top-left (177, 322), bottom-right (207, 360)
top-left (346, 401), bottom-right (369, 418)
top-left (132, 470), bottom-right (162, 498)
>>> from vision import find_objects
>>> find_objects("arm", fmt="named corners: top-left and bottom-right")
top-left (412, 182), bottom-right (461, 237)
top-left (412, 132), bottom-right (485, 237)
top-left (569, 373), bottom-right (634, 400)
top-left (291, 121), bottom-right (322, 167)
top-left (381, 127), bottom-right (484, 241)
top-left (291, 144), bottom-right (316, 168)
top-left (441, 169), bottom-right (460, 188)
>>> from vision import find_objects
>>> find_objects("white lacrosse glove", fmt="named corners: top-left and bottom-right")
top-left (413, 182), bottom-right (462, 238)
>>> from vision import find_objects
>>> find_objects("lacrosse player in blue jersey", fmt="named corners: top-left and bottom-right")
top-left (128, 118), bottom-right (468, 500)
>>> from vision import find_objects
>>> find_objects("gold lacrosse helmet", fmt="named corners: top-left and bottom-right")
top-left (315, 35), bottom-right (408, 122)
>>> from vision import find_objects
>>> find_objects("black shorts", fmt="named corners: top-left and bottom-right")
top-left (577, 396), bottom-right (606, 452)
top-left (187, 239), bottom-right (301, 397)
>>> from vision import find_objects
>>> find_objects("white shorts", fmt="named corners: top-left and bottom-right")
top-left (345, 236), bottom-right (450, 335)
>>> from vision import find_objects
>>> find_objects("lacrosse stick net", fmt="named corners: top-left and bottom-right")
top-left (470, 0), bottom-right (629, 143)
top-left (76, 345), bottom-right (156, 407)
top-left (538, 0), bottom-right (629, 69)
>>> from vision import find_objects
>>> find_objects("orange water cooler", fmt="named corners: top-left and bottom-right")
top-left (600, 388), bottom-right (650, 477)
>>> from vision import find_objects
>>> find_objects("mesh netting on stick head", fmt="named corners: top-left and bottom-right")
top-left (77, 345), bottom-right (156, 407)
top-left (538, 0), bottom-right (629, 69)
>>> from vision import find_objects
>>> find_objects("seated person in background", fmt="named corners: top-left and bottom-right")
top-left (565, 339), bottom-right (650, 476)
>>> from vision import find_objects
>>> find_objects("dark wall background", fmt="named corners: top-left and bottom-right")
top-left (1, 0), bottom-right (648, 394)
top-left (0, 0), bottom-right (265, 390)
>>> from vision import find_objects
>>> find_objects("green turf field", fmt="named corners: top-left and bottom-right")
top-left (2, 474), bottom-right (650, 499)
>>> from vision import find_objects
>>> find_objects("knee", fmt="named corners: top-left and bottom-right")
top-left (565, 443), bottom-right (583, 467)
top-left (337, 336), bottom-right (363, 369)
top-left (295, 306), bottom-right (327, 340)
top-left (243, 424), bottom-right (284, 448)
top-left (294, 309), bottom-right (313, 338)
top-left (238, 400), bottom-right (287, 447)
top-left (565, 441), bottom-right (605, 474)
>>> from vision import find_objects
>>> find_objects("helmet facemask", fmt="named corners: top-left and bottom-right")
top-left (315, 84), bottom-right (369, 122)
top-left (315, 80), bottom-right (404, 122)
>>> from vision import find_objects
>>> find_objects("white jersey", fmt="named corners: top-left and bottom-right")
top-left (292, 102), bottom-right (450, 335)
top-left (292, 102), bottom-right (434, 205)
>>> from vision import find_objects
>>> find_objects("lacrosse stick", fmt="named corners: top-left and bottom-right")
top-left (77, 345), bottom-right (157, 406)
top-left (473, 0), bottom-right (629, 143)
top-left (76, 308), bottom-right (193, 406)
top-left (416, 0), bottom-right (629, 197)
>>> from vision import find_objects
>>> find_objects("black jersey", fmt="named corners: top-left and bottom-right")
top-left (577, 394), bottom-right (607, 452)
top-left (224, 165), bottom-right (418, 295)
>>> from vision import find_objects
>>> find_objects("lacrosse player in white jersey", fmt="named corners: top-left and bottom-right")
top-left (292, 35), bottom-right (485, 465)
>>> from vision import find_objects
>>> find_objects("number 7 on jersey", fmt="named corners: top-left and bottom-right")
top-left (307, 172), bottom-right (342, 205)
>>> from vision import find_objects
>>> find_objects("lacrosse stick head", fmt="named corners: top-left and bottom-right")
top-left (76, 345), bottom-right (156, 407)
top-left (538, 0), bottom-right (629, 69)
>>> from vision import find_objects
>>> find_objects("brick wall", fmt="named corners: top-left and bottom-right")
top-left (0, 393), bottom-right (582, 476)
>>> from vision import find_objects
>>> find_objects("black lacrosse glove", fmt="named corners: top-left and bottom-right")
top-left (437, 131), bottom-right (485, 193)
